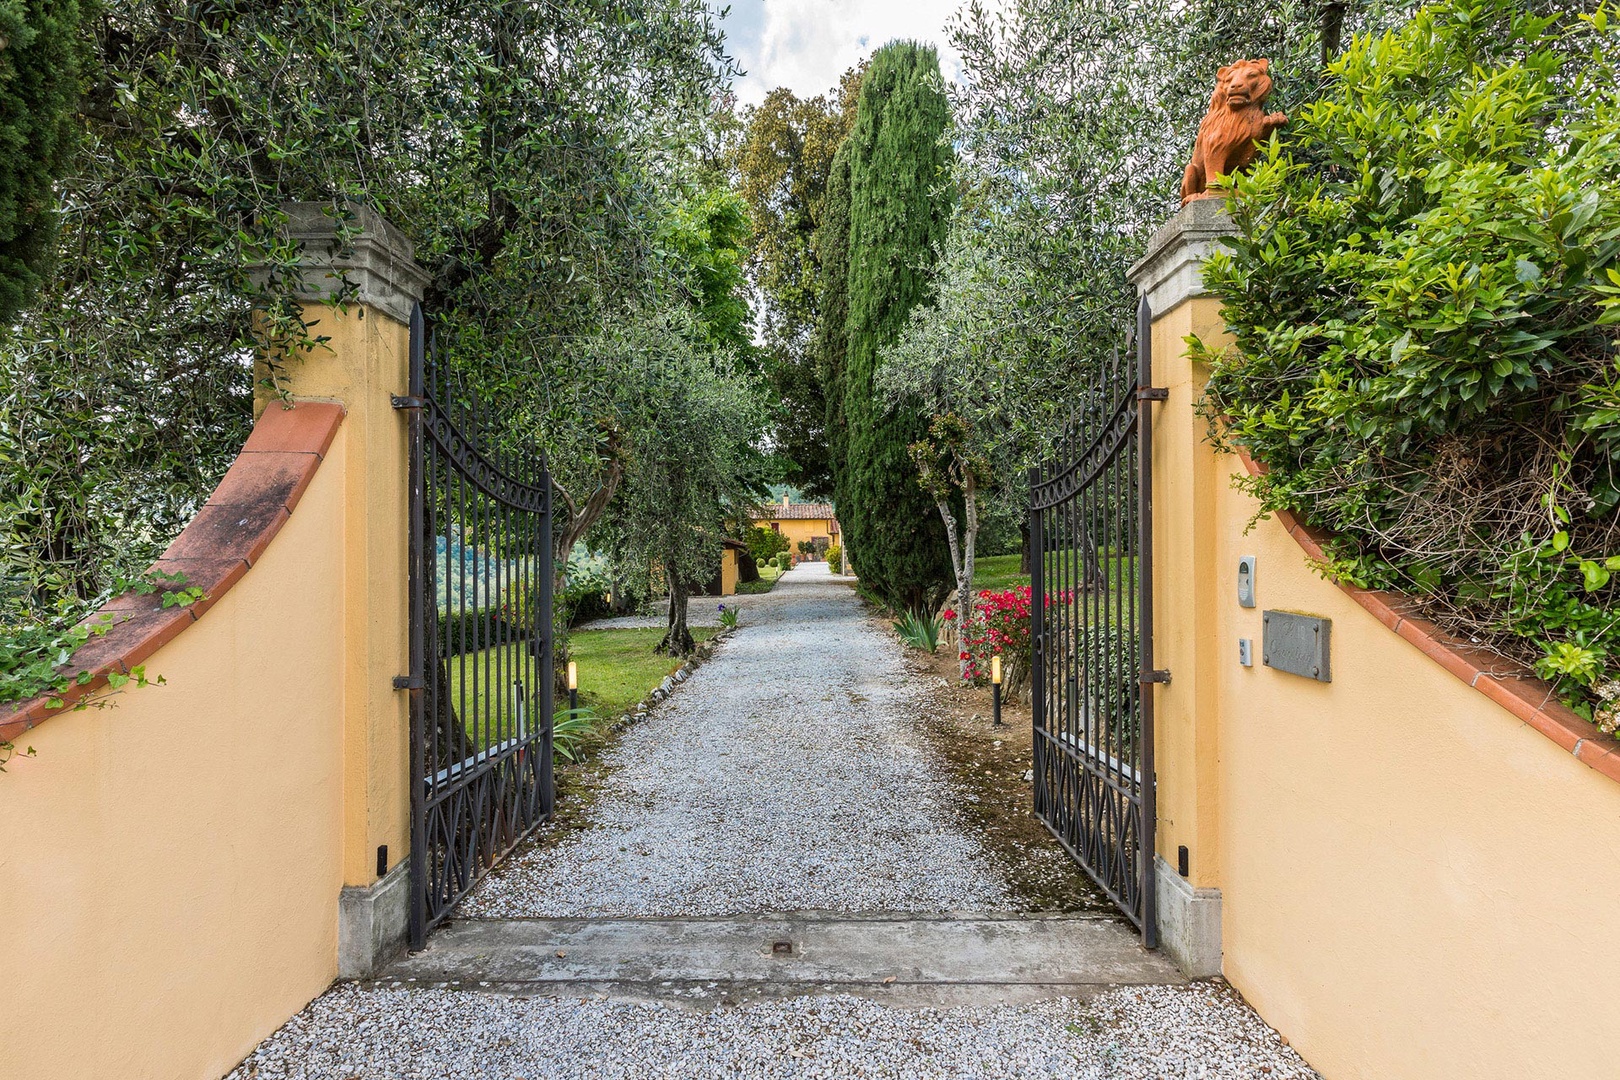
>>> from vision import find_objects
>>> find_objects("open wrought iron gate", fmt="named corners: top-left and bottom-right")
top-left (397, 303), bottom-right (555, 949)
top-left (1028, 295), bottom-right (1165, 945)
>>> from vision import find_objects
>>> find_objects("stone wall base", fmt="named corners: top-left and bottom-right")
top-left (1156, 855), bottom-right (1223, 978)
top-left (339, 861), bottom-right (410, 979)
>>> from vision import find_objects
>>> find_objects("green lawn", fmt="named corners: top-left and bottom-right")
top-left (971, 551), bottom-right (1138, 597)
top-left (972, 553), bottom-right (1029, 593)
top-left (735, 562), bottom-right (783, 594)
top-left (568, 625), bottom-right (717, 719)
top-left (445, 626), bottom-right (717, 747)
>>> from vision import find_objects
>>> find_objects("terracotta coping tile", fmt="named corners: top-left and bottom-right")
top-left (160, 503), bottom-right (291, 568)
top-left (205, 450), bottom-right (324, 516)
top-left (1232, 444), bottom-right (1620, 786)
top-left (0, 402), bottom-right (344, 745)
top-left (242, 401), bottom-right (343, 458)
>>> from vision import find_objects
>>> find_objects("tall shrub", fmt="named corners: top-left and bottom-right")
top-left (0, 0), bottom-right (82, 326)
top-left (1199, 0), bottom-right (1620, 724)
top-left (815, 140), bottom-right (855, 518)
top-left (737, 67), bottom-right (863, 493)
top-left (840, 41), bottom-right (955, 611)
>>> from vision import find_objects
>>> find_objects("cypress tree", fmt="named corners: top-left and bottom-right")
top-left (840, 41), bottom-right (954, 610)
top-left (815, 139), bottom-right (854, 523)
top-left (0, 0), bottom-right (83, 325)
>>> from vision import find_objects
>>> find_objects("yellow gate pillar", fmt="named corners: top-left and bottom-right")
top-left (253, 203), bottom-right (430, 977)
top-left (1126, 200), bottom-right (1234, 977)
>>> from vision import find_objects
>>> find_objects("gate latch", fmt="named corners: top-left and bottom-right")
top-left (391, 394), bottom-right (428, 410)
top-left (1141, 669), bottom-right (1172, 685)
top-left (393, 675), bottom-right (424, 690)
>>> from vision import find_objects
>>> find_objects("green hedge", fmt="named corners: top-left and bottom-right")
top-left (1197, 0), bottom-right (1620, 726)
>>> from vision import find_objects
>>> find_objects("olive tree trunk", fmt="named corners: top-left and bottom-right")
top-left (658, 575), bottom-right (695, 656)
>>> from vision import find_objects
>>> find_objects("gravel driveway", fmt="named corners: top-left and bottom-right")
top-left (461, 562), bottom-right (1012, 917)
top-left (228, 563), bottom-right (1320, 1078)
top-left (230, 982), bottom-right (1317, 1079)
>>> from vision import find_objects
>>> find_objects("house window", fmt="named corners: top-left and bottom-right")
top-left (770, 522), bottom-right (780, 532)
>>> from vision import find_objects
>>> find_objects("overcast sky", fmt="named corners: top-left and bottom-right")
top-left (716, 0), bottom-right (991, 106)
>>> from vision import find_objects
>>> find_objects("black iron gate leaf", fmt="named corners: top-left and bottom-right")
top-left (399, 302), bottom-right (555, 950)
top-left (1028, 295), bottom-right (1161, 945)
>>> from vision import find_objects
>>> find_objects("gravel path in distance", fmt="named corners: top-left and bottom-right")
top-left (460, 562), bottom-right (1013, 917)
top-left (228, 982), bottom-right (1319, 1080)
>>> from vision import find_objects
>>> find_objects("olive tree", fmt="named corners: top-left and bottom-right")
top-left (0, 0), bottom-right (732, 619)
top-left (602, 318), bottom-right (769, 656)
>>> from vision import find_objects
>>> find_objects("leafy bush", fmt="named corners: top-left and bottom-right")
top-left (1198, 0), bottom-right (1620, 725)
top-left (497, 551), bottom-right (613, 636)
top-left (950, 587), bottom-right (1031, 685)
top-left (746, 526), bottom-right (789, 564)
top-left (0, 0), bottom-right (83, 323)
top-left (438, 606), bottom-right (509, 657)
top-left (717, 603), bottom-right (739, 629)
top-left (551, 705), bottom-right (600, 764)
top-left (775, 552), bottom-right (792, 571)
top-left (826, 544), bottom-right (843, 573)
top-left (893, 608), bottom-right (942, 652)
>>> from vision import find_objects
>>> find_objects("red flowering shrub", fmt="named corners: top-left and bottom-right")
top-left (958, 587), bottom-right (1033, 684)
top-left (956, 586), bottom-right (1080, 685)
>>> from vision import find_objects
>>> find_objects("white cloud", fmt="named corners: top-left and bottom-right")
top-left (722, 0), bottom-right (995, 106)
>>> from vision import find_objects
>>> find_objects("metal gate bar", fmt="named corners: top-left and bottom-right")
top-left (1029, 294), bottom-right (1163, 945)
top-left (398, 303), bottom-right (554, 950)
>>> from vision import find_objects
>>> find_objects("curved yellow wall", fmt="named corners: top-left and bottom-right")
top-left (0, 428), bottom-right (348, 1080)
top-left (1154, 293), bottom-right (1620, 1079)
top-left (1210, 444), bottom-right (1620, 1079)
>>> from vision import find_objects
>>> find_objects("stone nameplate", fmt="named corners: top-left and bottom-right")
top-left (1262, 611), bottom-right (1331, 682)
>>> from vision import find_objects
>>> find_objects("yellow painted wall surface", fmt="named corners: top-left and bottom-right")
top-left (1149, 298), bottom-right (1230, 888)
top-left (0, 430), bottom-right (348, 1080)
top-left (260, 304), bottom-right (410, 888)
top-left (757, 516), bottom-right (837, 551)
top-left (1156, 295), bottom-right (1620, 1079)
top-left (720, 548), bottom-right (739, 595)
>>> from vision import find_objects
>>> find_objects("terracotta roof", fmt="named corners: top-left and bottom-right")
top-left (754, 503), bottom-right (837, 521)
top-left (0, 402), bottom-right (345, 744)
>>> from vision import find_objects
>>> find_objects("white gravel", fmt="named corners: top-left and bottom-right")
top-left (461, 563), bottom-right (1013, 917)
top-left (228, 982), bottom-right (1319, 1079)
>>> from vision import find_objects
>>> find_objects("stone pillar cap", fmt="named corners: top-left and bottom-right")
top-left (1127, 199), bottom-right (1236, 317)
top-left (251, 201), bottom-right (431, 326)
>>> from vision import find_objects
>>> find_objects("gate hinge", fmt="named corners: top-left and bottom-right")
top-left (391, 394), bottom-right (428, 410)
top-left (1137, 387), bottom-right (1169, 402)
top-left (392, 675), bottom-right (424, 690)
top-left (1141, 669), bottom-right (1172, 685)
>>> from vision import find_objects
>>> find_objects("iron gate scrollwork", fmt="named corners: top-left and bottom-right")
top-left (1028, 295), bottom-right (1164, 944)
top-left (397, 303), bottom-right (555, 949)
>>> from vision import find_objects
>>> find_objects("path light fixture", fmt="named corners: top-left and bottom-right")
top-left (567, 660), bottom-right (578, 714)
top-left (991, 655), bottom-right (1004, 727)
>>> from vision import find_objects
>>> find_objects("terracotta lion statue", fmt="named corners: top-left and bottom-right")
top-left (1180, 58), bottom-right (1288, 205)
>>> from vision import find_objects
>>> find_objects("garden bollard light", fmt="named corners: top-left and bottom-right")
top-left (567, 660), bottom-right (578, 714)
top-left (992, 654), bottom-right (1004, 727)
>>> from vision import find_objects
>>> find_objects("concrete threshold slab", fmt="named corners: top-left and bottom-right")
top-left (377, 912), bottom-right (1185, 1008)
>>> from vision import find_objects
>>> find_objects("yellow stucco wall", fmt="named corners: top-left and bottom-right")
top-left (1150, 297), bottom-right (1230, 890)
top-left (0, 427), bottom-right (348, 1080)
top-left (720, 548), bottom-right (739, 595)
top-left (763, 518), bottom-right (836, 551)
top-left (1156, 295), bottom-right (1620, 1079)
top-left (259, 304), bottom-right (410, 888)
